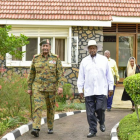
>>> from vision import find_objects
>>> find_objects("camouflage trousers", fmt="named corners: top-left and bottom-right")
top-left (32, 89), bottom-right (56, 130)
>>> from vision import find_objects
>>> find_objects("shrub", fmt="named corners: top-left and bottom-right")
top-left (0, 74), bottom-right (30, 117)
top-left (118, 111), bottom-right (140, 140)
top-left (0, 73), bottom-right (31, 136)
top-left (0, 25), bottom-right (29, 58)
top-left (56, 83), bottom-right (73, 104)
top-left (0, 116), bottom-right (28, 135)
top-left (123, 73), bottom-right (140, 121)
top-left (0, 121), bottom-right (8, 136)
top-left (123, 73), bottom-right (140, 104)
top-left (55, 102), bottom-right (85, 111)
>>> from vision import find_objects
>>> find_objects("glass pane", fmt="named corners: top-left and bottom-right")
top-left (103, 35), bottom-right (116, 61)
top-left (55, 39), bottom-right (65, 61)
top-left (137, 35), bottom-right (140, 64)
top-left (71, 37), bottom-right (78, 64)
top-left (26, 38), bottom-right (37, 61)
top-left (119, 36), bottom-right (134, 78)
top-left (12, 47), bottom-right (22, 61)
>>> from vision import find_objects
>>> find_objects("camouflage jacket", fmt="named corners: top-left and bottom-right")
top-left (27, 53), bottom-right (64, 92)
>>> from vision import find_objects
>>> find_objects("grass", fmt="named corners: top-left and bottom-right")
top-left (0, 115), bottom-right (28, 136)
top-left (118, 110), bottom-right (140, 140)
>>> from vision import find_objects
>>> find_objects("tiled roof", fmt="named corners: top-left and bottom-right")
top-left (0, 0), bottom-right (140, 21)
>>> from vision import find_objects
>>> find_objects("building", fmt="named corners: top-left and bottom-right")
top-left (0, 0), bottom-right (140, 105)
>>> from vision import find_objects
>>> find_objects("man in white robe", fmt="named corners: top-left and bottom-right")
top-left (77, 40), bottom-right (114, 138)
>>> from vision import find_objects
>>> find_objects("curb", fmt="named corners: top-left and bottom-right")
top-left (110, 122), bottom-right (119, 140)
top-left (1, 110), bottom-right (86, 140)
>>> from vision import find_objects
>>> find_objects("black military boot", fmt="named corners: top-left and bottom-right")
top-left (48, 129), bottom-right (53, 134)
top-left (31, 129), bottom-right (40, 137)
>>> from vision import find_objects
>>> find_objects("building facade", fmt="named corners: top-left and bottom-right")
top-left (0, 0), bottom-right (140, 96)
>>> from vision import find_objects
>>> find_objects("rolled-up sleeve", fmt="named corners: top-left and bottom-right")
top-left (106, 61), bottom-right (114, 90)
top-left (77, 61), bottom-right (85, 93)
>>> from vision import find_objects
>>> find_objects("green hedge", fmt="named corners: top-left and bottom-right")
top-left (123, 73), bottom-right (140, 121)
top-left (123, 73), bottom-right (140, 105)
top-left (118, 111), bottom-right (140, 140)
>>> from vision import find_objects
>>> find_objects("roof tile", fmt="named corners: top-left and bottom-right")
top-left (0, 0), bottom-right (140, 21)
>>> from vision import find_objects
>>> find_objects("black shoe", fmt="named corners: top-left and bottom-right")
top-left (131, 108), bottom-right (135, 112)
top-left (100, 124), bottom-right (106, 132)
top-left (87, 132), bottom-right (96, 138)
top-left (31, 129), bottom-right (39, 137)
top-left (48, 129), bottom-right (53, 134)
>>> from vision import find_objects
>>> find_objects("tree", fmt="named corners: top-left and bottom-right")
top-left (0, 25), bottom-right (29, 59)
top-left (123, 73), bottom-right (140, 121)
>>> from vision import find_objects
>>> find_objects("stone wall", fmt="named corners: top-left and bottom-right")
top-left (64, 26), bottom-right (103, 94)
top-left (0, 56), bottom-right (29, 77)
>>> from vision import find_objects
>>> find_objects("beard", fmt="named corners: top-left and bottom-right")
top-left (90, 51), bottom-right (96, 57)
top-left (43, 49), bottom-right (49, 53)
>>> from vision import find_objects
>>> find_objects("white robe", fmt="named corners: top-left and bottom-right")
top-left (77, 54), bottom-right (114, 97)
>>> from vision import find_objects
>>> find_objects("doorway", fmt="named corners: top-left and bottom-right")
top-left (117, 34), bottom-right (136, 82)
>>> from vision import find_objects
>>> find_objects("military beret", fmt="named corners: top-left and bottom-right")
top-left (40, 39), bottom-right (51, 46)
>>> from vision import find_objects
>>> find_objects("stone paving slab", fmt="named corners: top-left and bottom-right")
top-left (16, 109), bottom-right (132, 140)
top-left (112, 87), bottom-right (132, 109)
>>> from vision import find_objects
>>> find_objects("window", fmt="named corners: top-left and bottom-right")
top-left (55, 39), bottom-right (65, 61)
top-left (26, 38), bottom-right (37, 61)
top-left (6, 27), bottom-right (78, 67)
top-left (40, 38), bottom-right (66, 61)
top-left (103, 35), bottom-right (116, 61)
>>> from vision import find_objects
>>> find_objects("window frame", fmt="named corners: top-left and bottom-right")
top-left (6, 36), bottom-right (72, 67)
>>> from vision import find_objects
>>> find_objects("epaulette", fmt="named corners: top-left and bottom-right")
top-left (33, 54), bottom-right (40, 58)
top-left (52, 53), bottom-right (59, 58)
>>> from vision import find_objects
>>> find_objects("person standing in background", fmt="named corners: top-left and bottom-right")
top-left (121, 57), bottom-right (140, 111)
top-left (104, 50), bottom-right (119, 111)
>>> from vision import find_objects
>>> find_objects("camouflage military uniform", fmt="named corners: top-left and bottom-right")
top-left (27, 52), bottom-right (63, 130)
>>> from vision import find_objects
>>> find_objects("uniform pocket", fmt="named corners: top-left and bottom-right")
top-left (49, 64), bottom-right (56, 76)
top-left (35, 64), bottom-right (44, 73)
top-left (49, 64), bottom-right (56, 70)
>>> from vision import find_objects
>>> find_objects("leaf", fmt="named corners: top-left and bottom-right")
top-left (0, 25), bottom-right (29, 58)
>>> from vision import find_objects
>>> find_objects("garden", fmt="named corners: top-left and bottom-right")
top-left (0, 72), bottom-right (85, 138)
top-left (118, 73), bottom-right (140, 140)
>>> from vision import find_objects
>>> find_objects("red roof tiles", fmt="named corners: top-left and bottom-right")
top-left (0, 0), bottom-right (140, 20)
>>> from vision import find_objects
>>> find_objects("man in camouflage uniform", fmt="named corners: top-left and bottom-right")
top-left (27, 39), bottom-right (63, 137)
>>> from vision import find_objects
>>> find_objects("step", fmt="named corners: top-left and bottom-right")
top-left (112, 87), bottom-right (132, 109)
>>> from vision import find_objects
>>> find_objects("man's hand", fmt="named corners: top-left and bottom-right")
top-left (58, 87), bottom-right (63, 95)
top-left (108, 90), bottom-right (113, 97)
top-left (116, 81), bottom-right (119, 85)
top-left (27, 90), bottom-right (32, 96)
top-left (79, 93), bottom-right (84, 99)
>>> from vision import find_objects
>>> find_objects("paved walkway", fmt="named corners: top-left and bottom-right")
top-left (17, 109), bottom-right (132, 140)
